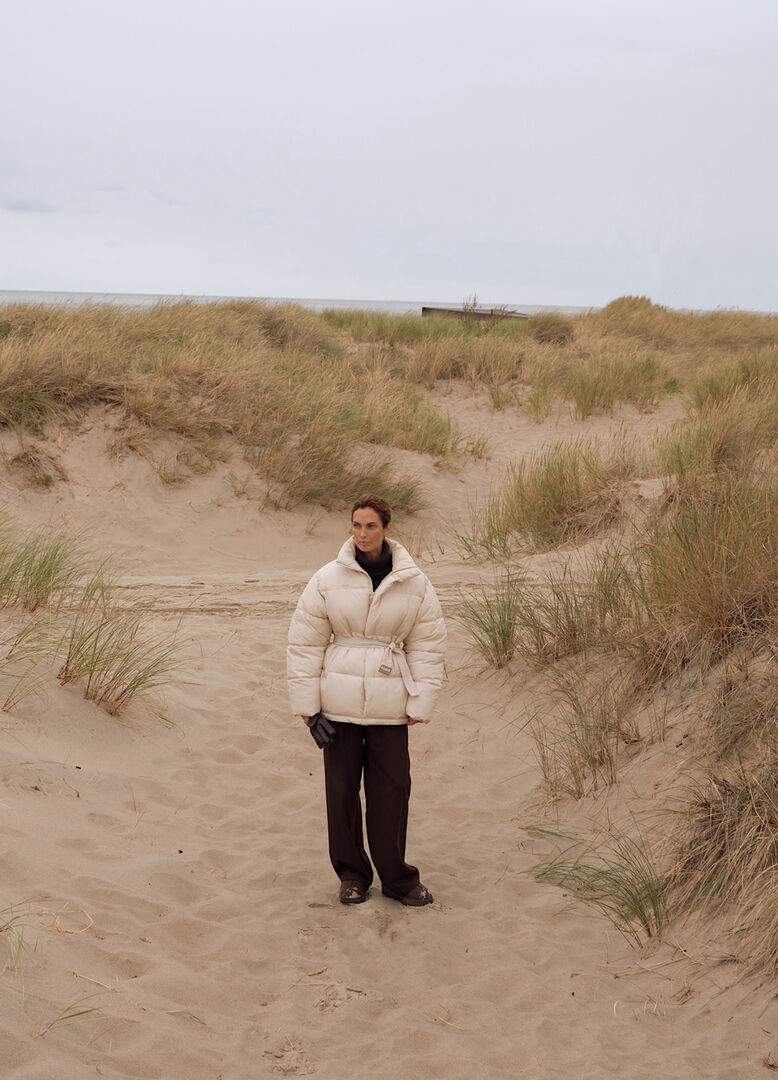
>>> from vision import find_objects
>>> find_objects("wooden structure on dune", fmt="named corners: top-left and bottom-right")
top-left (421, 304), bottom-right (529, 321)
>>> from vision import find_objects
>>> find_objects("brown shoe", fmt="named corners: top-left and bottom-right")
top-left (381, 883), bottom-right (434, 907)
top-left (339, 880), bottom-right (370, 905)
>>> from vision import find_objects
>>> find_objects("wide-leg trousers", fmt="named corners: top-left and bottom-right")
top-left (323, 721), bottom-right (420, 897)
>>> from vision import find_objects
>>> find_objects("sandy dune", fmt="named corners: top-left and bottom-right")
top-left (1, 396), bottom-right (775, 1079)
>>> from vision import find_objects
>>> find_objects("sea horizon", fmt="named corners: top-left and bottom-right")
top-left (0, 288), bottom-right (590, 317)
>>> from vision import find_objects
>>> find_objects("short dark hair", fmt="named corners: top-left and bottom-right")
top-left (351, 494), bottom-right (392, 527)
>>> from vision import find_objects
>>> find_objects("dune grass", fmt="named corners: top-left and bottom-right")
top-left (534, 831), bottom-right (666, 945)
top-left (473, 465), bottom-right (778, 680)
top-left (522, 379), bottom-right (553, 422)
top-left (587, 295), bottom-right (778, 351)
top-left (3, 296), bottom-right (776, 511)
top-left (1, 903), bottom-right (26, 971)
top-left (0, 618), bottom-right (55, 711)
top-left (705, 662), bottom-right (778, 760)
top-left (0, 518), bottom-right (183, 715)
top-left (668, 768), bottom-right (778, 972)
top-left (564, 354), bottom-right (673, 418)
top-left (0, 300), bottom-right (465, 510)
top-left (403, 334), bottom-right (525, 387)
top-left (455, 549), bottom-right (636, 671)
top-left (457, 438), bottom-right (633, 558)
top-left (443, 304), bottom-right (778, 972)
top-left (657, 389), bottom-right (778, 495)
top-left (527, 312), bottom-right (574, 345)
top-left (630, 467), bottom-right (778, 678)
top-left (529, 666), bottom-right (640, 797)
top-left (452, 569), bottom-right (526, 668)
top-left (57, 607), bottom-right (184, 714)
top-left (688, 347), bottom-right (778, 410)
top-left (0, 526), bottom-right (103, 613)
top-left (322, 308), bottom-right (466, 343)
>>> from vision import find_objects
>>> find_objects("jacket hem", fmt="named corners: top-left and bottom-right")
top-left (324, 715), bottom-right (412, 726)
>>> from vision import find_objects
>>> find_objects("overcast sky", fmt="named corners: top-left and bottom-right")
top-left (2, 0), bottom-right (776, 310)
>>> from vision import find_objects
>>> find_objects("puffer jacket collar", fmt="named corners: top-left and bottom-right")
top-left (336, 537), bottom-right (420, 593)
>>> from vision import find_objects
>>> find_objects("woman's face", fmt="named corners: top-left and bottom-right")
top-left (351, 507), bottom-right (390, 558)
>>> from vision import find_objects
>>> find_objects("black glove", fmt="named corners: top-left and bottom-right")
top-left (308, 711), bottom-right (336, 749)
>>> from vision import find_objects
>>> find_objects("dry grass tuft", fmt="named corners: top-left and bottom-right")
top-left (705, 660), bottom-right (778, 760)
top-left (0, 527), bottom-right (95, 613)
top-left (456, 547), bottom-right (637, 671)
top-left (453, 569), bottom-right (525, 668)
top-left (458, 438), bottom-right (633, 557)
top-left (0, 903), bottom-right (27, 970)
top-left (529, 664), bottom-right (642, 798)
top-left (630, 467), bottom-right (778, 678)
top-left (8, 444), bottom-right (68, 488)
top-left (535, 829), bottom-right (666, 945)
top-left (564, 354), bottom-right (672, 418)
top-left (57, 606), bottom-right (185, 714)
top-left (668, 768), bottom-right (778, 972)
top-left (0, 518), bottom-right (182, 714)
top-left (527, 312), bottom-right (574, 345)
top-left (657, 389), bottom-right (778, 494)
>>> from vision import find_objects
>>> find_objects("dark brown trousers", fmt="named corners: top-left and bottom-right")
top-left (323, 722), bottom-right (420, 897)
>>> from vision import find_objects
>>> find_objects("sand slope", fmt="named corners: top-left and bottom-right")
top-left (2, 398), bottom-right (775, 1078)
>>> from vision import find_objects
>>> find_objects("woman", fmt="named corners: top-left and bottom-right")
top-left (287, 494), bottom-right (446, 907)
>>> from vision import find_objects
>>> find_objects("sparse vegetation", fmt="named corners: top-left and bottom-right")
top-left (455, 549), bottom-right (636, 670)
top-left (0, 519), bottom-right (182, 714)
top-left (529, 666), bottom-right (640, 797)
top-left (457, 439), bottom-right (633, 557)
top-left (705, 661), bottom-right (778, 760)
top-left (534, 830), bottom-right (666, 945)
top-left (1, 903), bottom-right (27, 970)
top-left (57, 607), bottom-right (184, 714)
top-left (564, 354), bottom-right (670, 418)
top-left (668, 768), bottom-right (778, 971)
top-left (0, 527), bottom-right (96, 612)
top-left (453, 569), bottom-right (526, 668)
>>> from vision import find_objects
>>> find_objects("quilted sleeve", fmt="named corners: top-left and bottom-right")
top-left (287, 573), bottom-right (332, 718)
top-left (404, 577), bottom-right (447, 722)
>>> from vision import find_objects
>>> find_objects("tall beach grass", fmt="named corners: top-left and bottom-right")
top-left (0, 518), bottom-right (183, 715)
top-left (457, 438), bottom-right (634, 558)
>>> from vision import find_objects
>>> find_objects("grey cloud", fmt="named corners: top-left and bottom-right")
top-left (3, 198), bottom-right (60, 213)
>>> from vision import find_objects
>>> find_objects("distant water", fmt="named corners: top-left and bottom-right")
top-left (0, 289), bottom-right (589, 317)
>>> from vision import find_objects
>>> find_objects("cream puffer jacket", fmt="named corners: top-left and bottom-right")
top-left (287, 538), bottom-right (446, 725)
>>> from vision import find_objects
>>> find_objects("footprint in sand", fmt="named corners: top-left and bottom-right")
top-left (263, 1036), bottom-right (316, 1076)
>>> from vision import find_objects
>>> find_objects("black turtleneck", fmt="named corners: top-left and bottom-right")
top-left (354, 540), bottom-right (393, 591)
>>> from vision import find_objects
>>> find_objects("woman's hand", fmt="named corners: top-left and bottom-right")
top-left (302, 716), bottom-right (310, 726)
top-left (407, 718), bottom-right (423, 726)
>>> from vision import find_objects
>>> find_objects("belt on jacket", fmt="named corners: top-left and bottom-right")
top-left (330, 636), bottom-right (419, 697)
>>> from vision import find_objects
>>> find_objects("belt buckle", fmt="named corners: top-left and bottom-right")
top-left (378, 662), bottom-right (392, 675)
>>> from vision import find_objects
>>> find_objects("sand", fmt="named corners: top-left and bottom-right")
top-left (1, 395), bottom-right (775, 1079)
